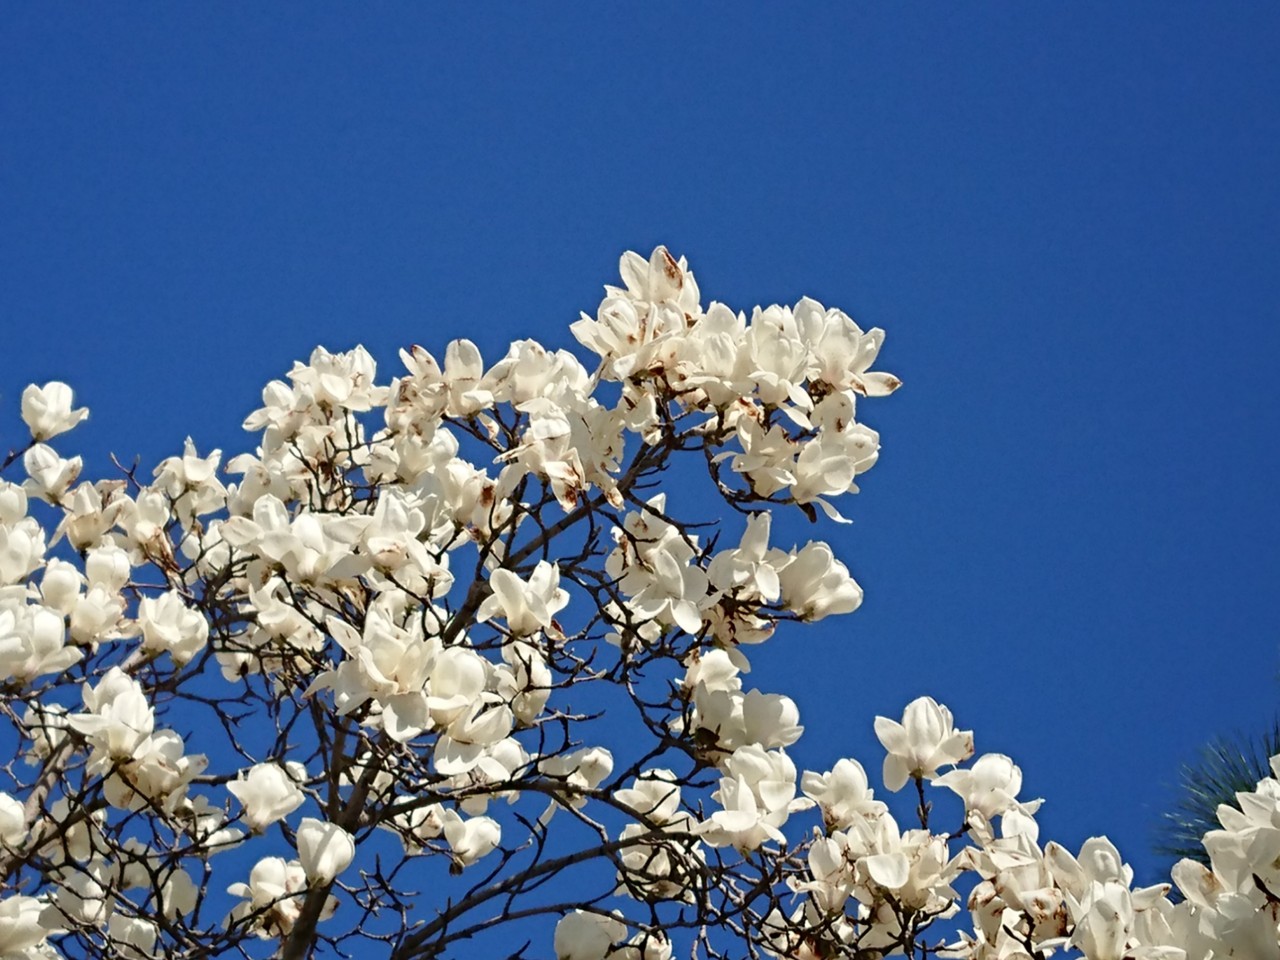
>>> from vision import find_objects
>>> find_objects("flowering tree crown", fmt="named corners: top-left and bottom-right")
top-left (0, 248), bottom-right (1274, 959)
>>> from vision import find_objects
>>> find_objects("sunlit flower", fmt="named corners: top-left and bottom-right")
top-left (68, 667), bottom-right (155, 759)
top-left (138, 590), bottom-right (208, 666)
top-left (21, 382), bottom-right (88, 441)
top-left (477, 562), bottom-right (569, 637)
top-left (774, 542), bottom-right (862, 621)
top-left (874, 696), bottom-right (974, 791)
top-left (441, 809), bottom-right (501, 869)
top-left (935, 753), bottom-right (1039, 821)
top-left (554, 909), bottom-right (628, 960)
top-left (296, 818), bottom-right (355, 886)
top-left (801, 759), bottom-right (886, 831)
top-left (227, 763), bottom-right (306, 832)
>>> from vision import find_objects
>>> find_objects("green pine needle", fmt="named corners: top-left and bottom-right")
top-left (1156, 717), bottom-right (1280, 865)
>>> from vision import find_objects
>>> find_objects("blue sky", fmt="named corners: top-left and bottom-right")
top-left (3, 3), bottom-right (1278, 892)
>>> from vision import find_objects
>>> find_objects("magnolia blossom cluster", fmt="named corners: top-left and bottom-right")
top-left (554, 693), bottom-right (1280, 960)
top-left (0, 250), bottom-right (1271, 960)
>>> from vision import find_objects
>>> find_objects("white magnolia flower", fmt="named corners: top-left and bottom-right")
top-left (359, 490), bottom-right (451, 595)
top-left (441, 809), bottom-right (501, 868)
top-left (790, 423), bottom-right (880, 519)
top-left (382, 802), bottom-right (445, 855)
top-left (690, 683), bottom-right (803, 754)
top-left (107, 913), bottom-right (159, 960)
top-left (69, 585), bottom-right (126, 646)
top-left (935, 753), bottom-right (1039, 822)
top-left (476, 563), bottom-right (569, 636)
top-left (152, 437), bottom-right (220, 492)
top-left (541, 747), bottom-right (614, 810)
top-left (114, 488), bottom-right (174, 561)
top-left (731, 420), bottom-right (797, 497)
top-left (157, 868), bottom-right (198, 920)
top-left (138, 590), bottom-right (208, 666)
top-left (287, 344), bottom-right (386, 412)
top-left (47, 865), bottom-right (109, 928)
top-left (227, 763), bottom-right (306, 832)
top-left (51, 481), bottom-right (112, 551)
top-left (495, 639), bottom-right (552, 726)
top-left (102, 729), bottom-right (206, 812)
top-left (617, 808), bottom-right (703, 903)
top-left (0, 517), bottom-right (45, 588)
top-left (84, 544), bottom-right (131, 592)
top-left (794, 297), bottom-right (900, 397)
top-left (801, 759), bottom-right (887, 831)
top-left (226, 856), bottom-right (336, 940)
top-left (839, 811), bottom-right (958, 915)
top-left (423, 645), bottom-right (490, 732)
top-left (483, 339), bottom-right (589, 407)
top-left (790, 834), bottom-right (856, 914)
top-left (682, 648), bottom-right (742, 696)
top-left (0, 483), bottom-right (26, 526)
top-left (23, 443), bottom-right (82, 502)
top-left (606, 495), bottom-right (709, 635)
top-left (175, 795), bottom-right (245, 855)
top-left (228, 495), bottom-right (368, 585)
top-left (22, 703), bottom-right (68, 763)
top-left (38, 558), bottom-right (82, 615)
top-left (633, 793), bottom-right (710, 902)
top-left (744, 304), bottom-right (814, 414)
top-left (0, 895), bottom-right (53, 954)
top-left (296, 818), bottom-right (356, 886)
top-left (609, 246), bottom-right (701, 315)
top-left (701, 773), bottom-right (786, 852)
top-left (571, 295), bottom-right (674, 382)
top-left (707, 512), bottom-right (781, 602)
top-left (152, 438), bottom-right (226, 522)
top-left (702, 747), bottom-right (808, 852)
top-left (307, 610), bottom-right (437, 739)
top-left (1045, 836), bottom-right (1133, 900)
top-left (397, 339), bottom-right (493, 417)
top-left (874, 696), bottom-right (974, 791)
top-left (554, 909), bottom-right (628, 960)
top-left (774, 542), bottom-right (862, 621)
top-left (21, 382), bottom-right (88, 441)
top-left (0, 792), bottom-right (26, 850)
top-left (242, 379), bottom-right (302, 437)
top-left (68, 667), bottom-right (155, 759)
top-left (434, 701), bottom-right (516, 776)
top-left (759, 903), bottom-right (859, 960)
top-left (0, 604), bottom-right (81, 684)
top-left (1066, 881), bottom-right (1134, 960)
top-left (616, 931), bottom-right (672, 960)
top-left (665, 302), bottom-right (750, 407)
top-left (615, 770), bottom-right (684, 825)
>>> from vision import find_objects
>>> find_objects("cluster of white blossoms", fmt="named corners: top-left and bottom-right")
top-left (0, 249), bottom-right (1273, 960)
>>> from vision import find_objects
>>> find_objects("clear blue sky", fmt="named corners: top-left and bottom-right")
top-left (3, 4), bottom-right (1278, 888)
